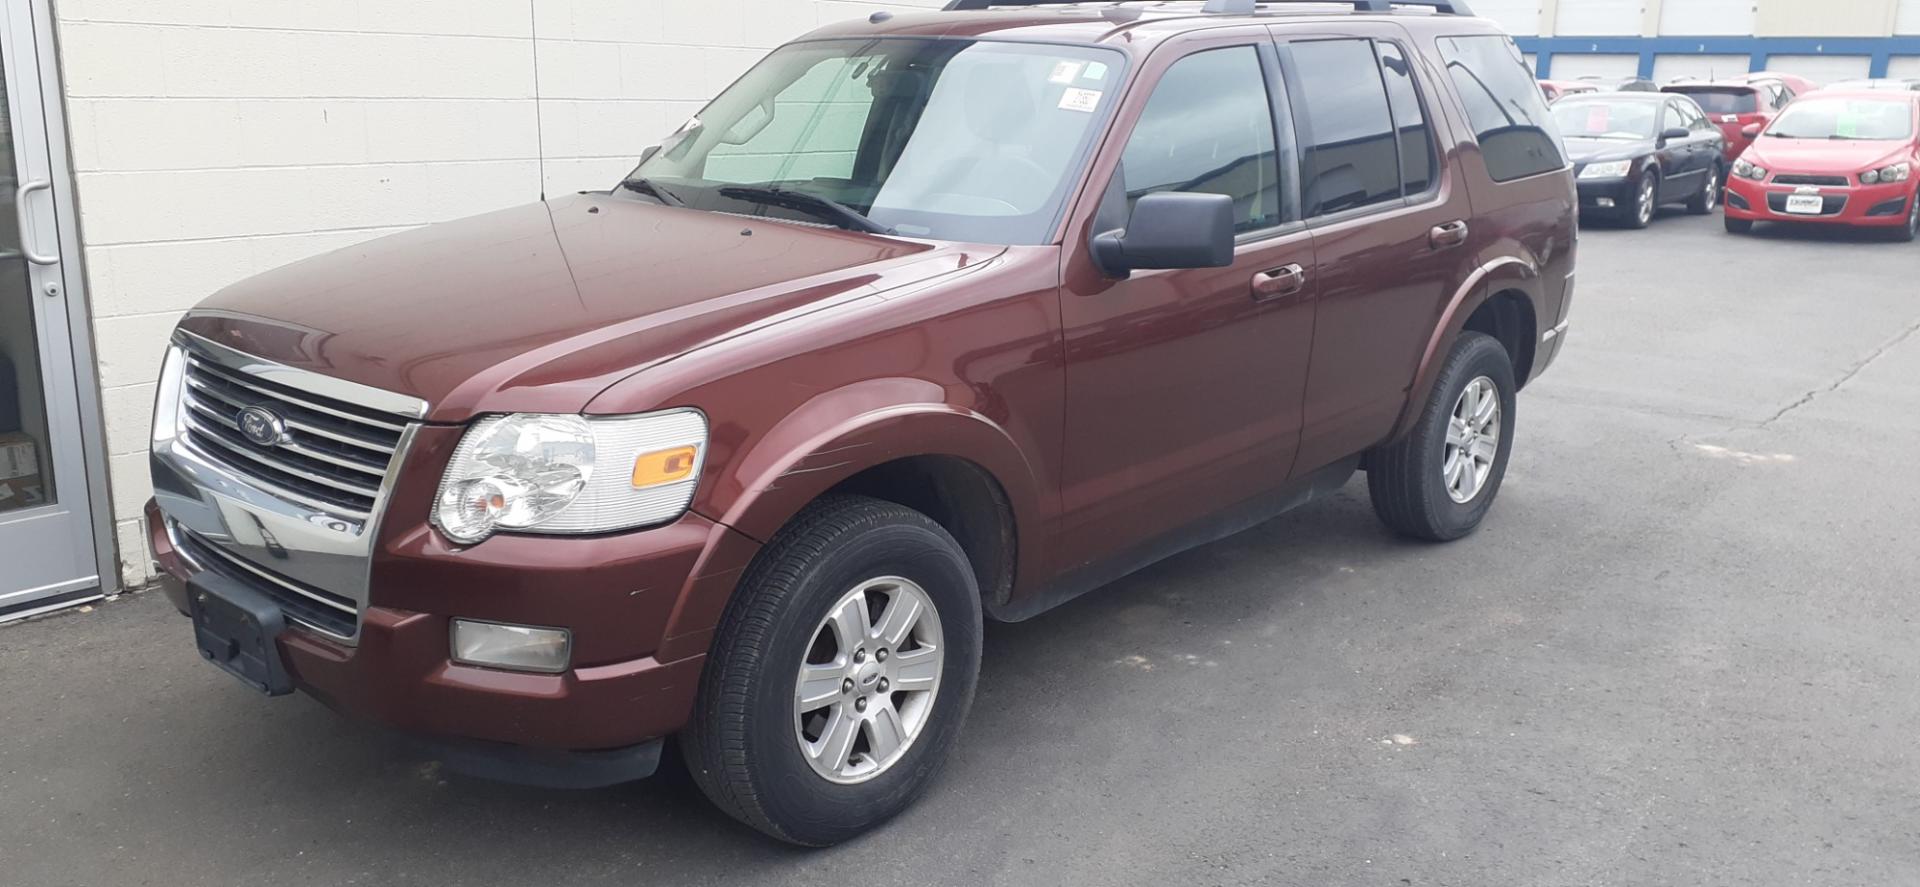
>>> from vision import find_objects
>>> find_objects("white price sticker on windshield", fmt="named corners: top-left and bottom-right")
top-left (1059, 88), bottom-right (1102, 113)
top-left (1049, 61), bottom-right (1083, 84)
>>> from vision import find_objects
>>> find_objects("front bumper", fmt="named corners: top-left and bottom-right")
top-left (151, 496), bottom-right (759, 753)
top-left (1724, 176), bottom-right (1915, 226)
top-left (1575, 177), bottom-right (1635, 213)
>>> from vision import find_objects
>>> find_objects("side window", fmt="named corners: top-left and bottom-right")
top-left (1663, 102), bottom-right (1687, 132)
top-left (1376, 42), bottom-right (1436, 195)
top-left (1774, 85), bottom-right (1795, 109)
top-left (1685, 102), bottom-right (1712, 132)
top-left (1120, 46), bottom-right (1282, 233)
top-left (1291, 39), bottom-right (1400, 215)
top-left (1436, 35), bottom-right (1565, 182)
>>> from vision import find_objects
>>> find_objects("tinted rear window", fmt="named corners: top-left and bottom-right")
top-left (1668, 88), bottom-right (1758, 115)
top-left (1436, 35), bottom-right (1565, 182)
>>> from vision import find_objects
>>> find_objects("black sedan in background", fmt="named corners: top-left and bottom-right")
top-left (1554, 92), bottom-right (1729, 228)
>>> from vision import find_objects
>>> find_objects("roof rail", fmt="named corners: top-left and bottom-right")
top-left (943, 0), bottom-right (1477, 15)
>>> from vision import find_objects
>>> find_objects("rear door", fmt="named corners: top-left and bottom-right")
top-left (1270, 25), bottom-right (1472, 472)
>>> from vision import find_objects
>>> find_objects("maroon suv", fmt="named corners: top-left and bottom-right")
top-left (147, 0), bottom-right (1575, 845)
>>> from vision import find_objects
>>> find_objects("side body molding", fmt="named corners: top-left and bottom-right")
top-left (1388, 253), bottom-right (1544, 441)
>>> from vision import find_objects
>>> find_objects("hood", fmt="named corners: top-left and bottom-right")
top-left (1562, 135), bottom-right (1652, 165)
top-left (181, 194), bottom-right (1000, 422)
top-left (1743, 136), bottom-right (1912, 174)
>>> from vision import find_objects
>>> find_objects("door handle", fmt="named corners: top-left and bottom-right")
top-left (16, 180), bottom-right (58, 266)
top-left (1251, 264), bottom-right (1307, 301)
top-left (1429, 219), bottom-right (1469, 249)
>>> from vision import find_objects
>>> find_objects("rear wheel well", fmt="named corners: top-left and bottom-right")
top-left (827, 456), bottom-right (1015, 608)
top-left (1463, 290), bottom-right (1537, 388)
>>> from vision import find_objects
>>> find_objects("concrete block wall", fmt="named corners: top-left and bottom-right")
top-left (54, 0), bottom-right (941, 588)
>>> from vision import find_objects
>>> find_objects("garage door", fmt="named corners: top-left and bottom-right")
top-left (1660, 0), bottom-right (1755, 36)
top-left (1475, 0), bottom-right (1544, 35)
top-left (1549, 54), bottom-right (1641, 82)
top-left (1898, 0), bottom-right (1920, 34)
top-left (1766, 55), bottom-right (1873, 86)
top-left (1554, 0), bottom-right (1640, 36)
top-left (1652, 55), bottom-right (1752, 84)
top-left (1890, 56), bottom-right (1920, 79)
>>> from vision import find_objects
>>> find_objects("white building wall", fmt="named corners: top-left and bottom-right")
top-left (1652, 54), bottom-right (1752, 82)
top-left (1553, 0), bottom-right (1643, 35)
top-left (1659, 0), bottom-right (1757, 35)
top-left (1898, 0), bottom-right (1920, 33)
top-left (55, 0), bottom-right (943, 587)
top-left (1472, 0), bottom-right (1546, 36)
top-left (1764, 54), bottom-right (1875, 82)
top-left (1548, 54), bottom-right (1643, 80)
top-left (1890, 55), bottom-right (1920, 77)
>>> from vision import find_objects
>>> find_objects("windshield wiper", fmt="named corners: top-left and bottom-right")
top-left (619, 177), bottom-right (686, 207)
top-left (718, 185), bottom-right (894, 235)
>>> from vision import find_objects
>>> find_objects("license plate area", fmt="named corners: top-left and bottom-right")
top-left (189, 573), bottom-right (295, 696)
top-left (1784, 194), bottom-right (1825, 215)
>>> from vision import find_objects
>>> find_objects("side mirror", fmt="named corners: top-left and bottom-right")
top-left (637, 144), bottom-right (661, 165)
top-left (1659, 126), bottom-right (1691, 143)
top-left (1741, 123), bottom-right (1763, 139)
top-left (1091, 192), bottom-right (1236, 278)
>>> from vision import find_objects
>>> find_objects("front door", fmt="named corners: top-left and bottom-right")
top-left (0, 0), bottom-right (99, 618)
top-left (1055, 31), bottom-right (1317, 571)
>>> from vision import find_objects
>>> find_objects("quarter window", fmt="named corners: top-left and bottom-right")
top-left (1436, 35), bottom-right (1566, 182)
top-left (1376, 42), bottom-right (1436, 195)
top-left (1291, 38), bottom-right (1401, 215)
top-left (1119, 46), bottom-right (1283, 233)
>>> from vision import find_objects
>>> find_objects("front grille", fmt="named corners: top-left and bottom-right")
top-left (1772, 174), bottom-right (1849, 187)
top-left (176, 526), bottom-right (358, 638)
top-left (1767, 193), bottom-right (1848, 216)
top-left (178, 354), bottom-right (405, 519)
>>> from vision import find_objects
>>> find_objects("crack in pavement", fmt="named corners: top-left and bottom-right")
top-left (1760, 313), bottom-right (1920, 428)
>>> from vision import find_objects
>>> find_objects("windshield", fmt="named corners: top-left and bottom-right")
top-left (624, 38), bottom-right (1122, 244)
top-left (1552, 100), bottom-right (1657, 139)
top-left (1766, 98), bottom-right (1915, 140)
top-left (1666, 87), bottom-right (1757, 115)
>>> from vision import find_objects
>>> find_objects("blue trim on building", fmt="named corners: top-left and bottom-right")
top-left (1514, 36), bottom-right (1920, 80)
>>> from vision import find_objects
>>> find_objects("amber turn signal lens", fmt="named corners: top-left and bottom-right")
top-left (631, 445), bottom-right (698, 488)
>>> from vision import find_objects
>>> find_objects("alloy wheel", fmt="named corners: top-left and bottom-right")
top-left (1638, 176), bottom-right (1657, 225)
top-left (1443, 376), bottom-right (1502, 504)
top-left (1704, 169), bottom-right (1719, 210)
top-left (794, 576), bottom-right (944, 784)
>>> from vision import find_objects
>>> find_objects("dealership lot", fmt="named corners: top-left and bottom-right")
top-left (5, 212), bottom-right (1918, 885)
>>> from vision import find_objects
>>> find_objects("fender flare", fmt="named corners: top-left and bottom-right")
top-left (1388, 255), bottom-right (1543, 440)
top-left (659, 378), bottom-right (1047, 652)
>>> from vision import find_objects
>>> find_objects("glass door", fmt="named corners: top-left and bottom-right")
top-left (0, 0), bottom-right (99, 618)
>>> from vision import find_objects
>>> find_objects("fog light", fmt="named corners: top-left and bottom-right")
top-left (1597, 197), bottom-right (1615, 208)
top-left (450, 620), bottom-right (572, 673)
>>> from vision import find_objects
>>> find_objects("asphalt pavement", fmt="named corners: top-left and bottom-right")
top-left (6, 209), bottom-right (1919, 886)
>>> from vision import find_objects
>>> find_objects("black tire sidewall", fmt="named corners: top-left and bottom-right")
top-left (733, 515), bottom-right (981, 844)
top-left (1415, 334), bottom-right (1518, 536)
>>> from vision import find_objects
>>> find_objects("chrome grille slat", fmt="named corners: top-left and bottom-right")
top-left (178, 350), bottom-right (409, 522)
top-left (176, 527), bottom-right (358, 639)
top-left (181, 412), bottom-right (383, 500)
top-left (187, 356), bottom-right (409, 432)
top-left (183, 391), bottom-right (388, 477)
top-left (185, 374), bottom-right (396, 456)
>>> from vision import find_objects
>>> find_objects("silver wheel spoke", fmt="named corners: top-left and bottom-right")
top-left (1470, 437), bottom-right (1498, 463)
top-left (874, 594), bottom-right (922, 648)
top-left (865, 701), bottom-right (907, 762)
top-left (797, 663), bottom-right (845, 710)
top-left (1446, 417), bottom-right (1470, 448)
top-left (890, 647), bottom-right (941, 692)
top-left (827, 594), bottom-right (871, 651)
top-left (812, 706), bottom-right (860, 773)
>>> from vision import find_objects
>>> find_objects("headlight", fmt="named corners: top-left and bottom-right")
top-left (432, 409), bottom-right (707, 544)
top-left (1732, 158), bottom-right (1768, 181)
top-left (1863, 162), bottom-right (1911, 185)
top-left (1578, 160), bottom-right (1633, 180)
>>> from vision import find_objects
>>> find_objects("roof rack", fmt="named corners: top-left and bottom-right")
top-left (942, 0), bottom-right (1476, 15)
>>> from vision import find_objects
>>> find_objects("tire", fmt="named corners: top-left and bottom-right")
top-left (1625, 169), bottom-right (1659, 228)
top-left (1889, 190), bottom-right (1920, 243)
top-left (1724, 216), bottom-right (1754, 234)
top-left (1685, 164), bottom-right (1722, 215)
top-left (1367, 332), bottom-right (1517, 542)
top-left (681, 495), bottom-right (982, 846)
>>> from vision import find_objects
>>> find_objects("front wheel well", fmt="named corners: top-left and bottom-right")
top-left (826, 455), bottom-right (1016, 608)
top-left (1463, 290), bottom-right (1538, 389)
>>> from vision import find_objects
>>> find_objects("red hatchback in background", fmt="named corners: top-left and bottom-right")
top-left (1541, 79), bottom-right (1599, 102)
top-left (1663, 81), bottom-right (1789, 160)
top-left (1724, 91), bottom-right (1920, 241)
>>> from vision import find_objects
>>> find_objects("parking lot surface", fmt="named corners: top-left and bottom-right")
top-left (6, 213), bottom-right (1918, 886)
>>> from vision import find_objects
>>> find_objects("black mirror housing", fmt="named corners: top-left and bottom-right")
top-left (1659, 126), bottom-right (1690, 142)
top-left (1092, 191), bottom-right (1236, 277)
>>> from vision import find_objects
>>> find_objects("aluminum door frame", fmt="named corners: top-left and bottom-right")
top-left (0, 0), bottom-right (113, 621)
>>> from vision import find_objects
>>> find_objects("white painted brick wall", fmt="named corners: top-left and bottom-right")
top-left (54, 0), bottom-right (944, 588)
